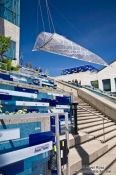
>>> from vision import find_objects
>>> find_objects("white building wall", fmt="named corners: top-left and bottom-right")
top-left (55, 61), bottom-right (116, 92)
top-left (56, 71), bottom-right (97, 86)
top-left (0, 17), bottom-right (20, 65)
top-left (97, 61), bottom-right (116, 92)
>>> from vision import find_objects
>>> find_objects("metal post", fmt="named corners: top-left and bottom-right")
top-left (65, 112), bottom-right (70, 175)
top-left (55, 113), bottom-right (61, 175)
top-left (72, 103), bottom-right (78, 134)
top-left (103, 117), bottom-right (105, 143)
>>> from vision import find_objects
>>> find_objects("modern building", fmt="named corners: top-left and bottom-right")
top-left (0, 0), bottom-right (20, 65)
top-left (56, 62), bottom-right (116, 92)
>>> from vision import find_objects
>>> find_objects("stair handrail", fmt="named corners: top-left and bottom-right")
top-left (78, 105), bottom-right (109, 121)
top-left (78, 105), bottom-right (110, 143)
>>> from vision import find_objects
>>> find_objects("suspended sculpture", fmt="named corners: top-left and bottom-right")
top-left (33, 32), bottom-right (108, 66)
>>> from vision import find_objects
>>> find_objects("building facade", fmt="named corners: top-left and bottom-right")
top-left (0, 0), bottom-right (20, 65)
top-left (56, 62), bottom-right (116, 92)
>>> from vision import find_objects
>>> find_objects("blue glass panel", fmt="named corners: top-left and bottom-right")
top-left (29, 131), bottom-right (54, 146)
top-left (0, 73), bottom-right (11, 81)
top-left (0, 0), bottom-right (20, 26)
top-left (56, 96), bottom-right (70, 105)
top-left (0, 94), bottom-right (12, 100)
top-left (15, 86), bottom-right (38, 94)
top-left (5, 40), bottom-right (16, 59)
top-left (0, 161), bottom-right (24, 175)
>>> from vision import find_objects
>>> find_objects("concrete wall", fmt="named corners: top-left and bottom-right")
top-left (0, 17), bottom-right (20, 65)
top-left (78, 88), bottom-right (116, 122)
top-left (56, 80), bottom-right (79, 102)
top-left (0, 113), bottom-right (50, 132)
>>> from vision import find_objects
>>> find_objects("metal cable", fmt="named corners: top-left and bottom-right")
top-left (45, 0), bottom-right (52, 32)
top-left (45, 0), bottom-right (55, 33)
top-left (38, 0), bottom-right (45, 32)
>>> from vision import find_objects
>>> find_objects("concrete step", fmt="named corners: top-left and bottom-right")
top-left (78, 108), bottom-right (98, 112)
top-left (105, 136), bottom-right (116, 150)
top-left (78, 105), bottom-right (95, 108)
top-left (81, 122), bottom-right (115, 133)
top-left (77, 112), bottom-right (104, 117)
top-left (77, 116), bottom-right (101, 121)
top-left (102, 160), bottom-right (116, 175)
top-left (98, 130), bottom-right (116, 143)
top-left (78, 120), bottom-right (110, 130)
top-left (77, 109), bottom-right (103, 115)
top-left (62, 140), bottom-right (108, 175)
top-left (79, 104), bottom-right (90, 107)
top-left (60, 132), bottom-right (89, 148)
top-left (78, 104), bottom-right (89, 107)
top-left (88, 125), bottom-right (116, 140)
top-left (78, 102), bottom-right (89, 105)
top-left (78, 147), bottom-right (116, 175)
top-left (78, 118), bottom-right (110, 125)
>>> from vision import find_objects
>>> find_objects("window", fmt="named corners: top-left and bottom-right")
top-left (0, 0), bottom-right (20, 26)
top-left (4, 40), bottom-right (16, 59)
top-left (91, 80), bottom-right (99, 88)
top-left (102, 79), bottom-right (111, 91)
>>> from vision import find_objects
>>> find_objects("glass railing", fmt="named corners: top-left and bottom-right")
top-left (83, 86), bottom-right (116, 104)
top-left (62, 81), bottom-right (116, 104)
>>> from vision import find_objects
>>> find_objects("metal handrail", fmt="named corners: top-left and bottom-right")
top-left (84, 86), bottom-right (116, 101)
top-left (78, 106), bottom-right (109, 121)
top-left (78, 105), bottom-right (110, 143)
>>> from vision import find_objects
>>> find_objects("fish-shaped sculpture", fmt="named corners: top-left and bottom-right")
top-left (33, 32), bottom-right (108, 66)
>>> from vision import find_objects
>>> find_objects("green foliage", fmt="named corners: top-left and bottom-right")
top-left (11, 66), bottom-right (19, 71)
top-left (2, 57), bottom-right (12, 71)
top-left (0, 57), bottom-right (19, 71)
top-left (0, 35), bottom-right (11, 60)
top-left (0, 62), bottom-right (7, 70)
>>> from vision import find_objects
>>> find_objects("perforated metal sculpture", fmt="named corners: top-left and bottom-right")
top-left (33, 32), bottom-right (108, 66)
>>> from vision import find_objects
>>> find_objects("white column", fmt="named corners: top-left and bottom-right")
top-left (111, 78), bottom-right (116, 92)
top-left (98, 79), bottom-right (103, 91)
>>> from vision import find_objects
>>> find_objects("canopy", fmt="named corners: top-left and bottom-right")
top-left (33, 32), bottom-right (108, 66)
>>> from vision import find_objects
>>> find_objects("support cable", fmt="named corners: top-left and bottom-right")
top-left (45, 0), bottom-right (55, 33)
top-left (37, 0), bottom-right (39, 34)
top-left (38, 0), bottom-right (45, 32)
top-left (45, 0), bottom-right (52, 32)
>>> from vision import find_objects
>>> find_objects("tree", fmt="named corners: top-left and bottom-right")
top-left (0, 35), bottom-right (11, 61)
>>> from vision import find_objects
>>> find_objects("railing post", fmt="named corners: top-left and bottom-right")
top-left (55, 113), bottom-right (61, 175)
top-left (72, 103), bottom-right (78, 134)
top-left (65, 112), bottom-right (70, 175)
top-left (103, 117), bottom-right (105, 143)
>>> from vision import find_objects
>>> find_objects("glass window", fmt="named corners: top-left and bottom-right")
top-left (91, 80), bottom-right (99, 88)
top-left (0, 0), bottom-right (20, 26)
top-left (102, 79), bottom-right (111, 91)
top-left (4, 40), bottom-right (16, 59)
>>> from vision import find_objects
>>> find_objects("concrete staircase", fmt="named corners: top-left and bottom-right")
top-left (62, 100), bottom-right (116, 175)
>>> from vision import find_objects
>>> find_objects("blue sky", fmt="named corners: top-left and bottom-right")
top-left (20, 0), bottom-right (116, 76)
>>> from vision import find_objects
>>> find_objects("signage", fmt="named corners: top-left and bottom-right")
top-left (56, 105), bottom-right (70, 109)
top-left (0, 89), bottom-right (37, 99)
top-left (48, 92), bottom-right (63, 97)
top-left (16, 101), bottom-right (49, 107)
top-left (0, 141), bottom-right (53, 168)
top-left (0, 128), bottom-right (20, 142)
